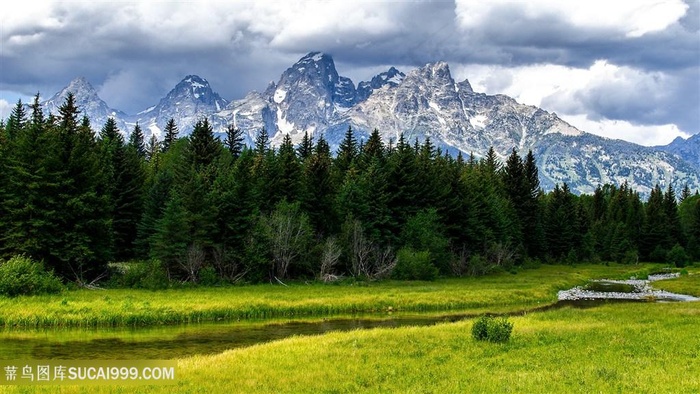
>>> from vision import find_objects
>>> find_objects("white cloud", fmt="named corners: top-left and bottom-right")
top-left (1, 1), bottom-right (696, 144)
top-left (2, 1), bottom-right (406, 55)
top-left (0, 99), bottom-right (13, 120)
top-left (452, 63), bottom-right (593, 108)
top-left (560, 114), bottom-right (690, 146)
top-left (260, 2), bottom-right (403, 49)
top-left (541, 61), bottom-right (676, 124)
top-left (455, 0), bottom-right (688, 38)
top-left (453, 60), bottom-right (688, 146)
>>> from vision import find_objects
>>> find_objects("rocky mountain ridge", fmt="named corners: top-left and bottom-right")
top-left (39, 52), bottom-right (700, 195)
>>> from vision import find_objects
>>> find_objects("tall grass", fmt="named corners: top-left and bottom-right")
top-left (653, 266), bottom-right (700, 296)
top-left (6, 301), bottom-right (699, 393)
top-left (0, 264), bottom-right (662, 328)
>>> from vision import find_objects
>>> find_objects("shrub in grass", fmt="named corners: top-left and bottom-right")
top-left (522, 257), bottom-right (541, 269)
top-left (650, 246), bottom-right (668, 263)
top-left (621, 249), bottom-right (639, 265)
top-left (198, 266), bottom-right (220, 286)
top-left (471, 315), bottom-right (513, 343)
top-left (392, 248), bottom-right (438, 281)
top-left (0, 255), bottom-right (64, 297)
top-left (110, 260), bottom-right (170, 290)
top-left (667, 244), bottom-right (690, 268)
top-left (467, 254), bottom-right (491, 277)
top-left (471, 315), bottom-right (490, 341)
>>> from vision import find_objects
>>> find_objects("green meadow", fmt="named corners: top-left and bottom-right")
top-left (1, 264), bottom-right (699, 393)
top-left (0, 264), bottom-right (663, 328)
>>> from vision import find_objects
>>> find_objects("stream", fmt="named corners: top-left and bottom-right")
top-left (557, 272), bottom-right (699, 302)
top-left (0, 313), bottom-right (474, 360)
top-left (0, 273), bottom-right (696, 360)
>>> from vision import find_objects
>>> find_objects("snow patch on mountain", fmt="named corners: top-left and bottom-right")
top-left (470, 115), bottom-right (487, 129)
top-left (274, 89), bottom-right (287, 104)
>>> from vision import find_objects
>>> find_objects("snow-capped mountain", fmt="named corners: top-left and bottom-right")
top-left (133, 75), bottom-right (229, 139)
top-left (356, 67), bottom-right (405, 102)
top-left (41, 52), bottom-right (700, 195)
top-left (657, 134), bottom-right (700, 170)
top-left (330, 60), bottom-right (698, 194)
top-left (220, 52), bottom-right (358, 146)
top-left (42, 77), bottom-right (129, 133)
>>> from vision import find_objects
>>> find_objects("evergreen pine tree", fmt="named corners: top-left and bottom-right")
top-left (385, 133), bottom-right (419, 237)
top-left (128, 122), bottom-right (146, 159)
top-left (334, 126), bottom-right (358, 180)
top-left (105, 130), bottom-right (146, 261)
top-left (687, 198), bottom-right (700, 259)
top-left (223, 124), bottom-right (244, 159)
top-left (664, 184), bottom-right (683, 247)
top-left (277, 133), bottom-right (302, 203)
top-left (544, 183), bottom-right (579, 259)
top-left (145, 134), bottom-right (161, 162)
top-left (0, 95), bottom-right (63, 263)
top-left (51, 96), bottom-right (112, 280)
top-left (209, 150), bottom-right (257, 277)
top-left (187, 118), bottom-right (221, 171)
top-left (641, 184), bottom-right (667, 259)
top-left (4, 99), bottom-right (27, 141)
top-left (503, 148), bottom-right (526, 248)
top-left (296, 131), bottom-right (314, 162)
top-left (254, 127), bottom-right (270, 156)
top-left (522, 150), bottom-right (543, 256)
top-left (413, 137), bottom-right (440, 209)
top-left (483, 147), bottom-right (502, 175)
top-left (137, 168), bottom-right (173, 257)
top-left (151, 193), bottom-right (189, 277)
top-left (162, 118), bottom-right (178, 152)
top-left (680, 183), bottom-right (692, 202)
top-left (361, 128), bottom-right (385, 166)
top-left (251, 127), bottom-right (278, 212)
top-left (302, 135), bottom-right (336, 236)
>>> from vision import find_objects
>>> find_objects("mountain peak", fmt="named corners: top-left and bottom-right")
top-left (42, 77), bottom-right (128, 134)
top-left (64, 77), bottom-right (97, 94)
top-left (357, 67), bottom-right (406, 102)
top-left (422, 61), bottom-right (452, 80)
top-left (175, 75), bottom-right (212, 92)
top-left (181, 75), bottom-right (209, 86)
top-left (166, 74), bottom-right (226, 105)
top-left (132, 74), bottom-right (229, 137)
top-left (299, 51), bottom-right (331, 63)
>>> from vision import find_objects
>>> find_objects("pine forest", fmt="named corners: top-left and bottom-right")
top-left (1, 94), bottom-right (699, 286)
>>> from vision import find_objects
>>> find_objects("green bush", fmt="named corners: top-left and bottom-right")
top-left (650, 246), bottom-right (668, 263)
top-left (522, 257), bottom-right (542, 269)
top-left (392, 248), bottom-right (438, 281)
top-left (198, 266), bottom-right (220, 286)
top-left (467, 254), bottom-right (491, 276)
top-left (471, 315), bottom-right (490, 341)
top-left (109, 260), bottom-right (170, 290)
top-left (667, 244), bottom-right (690, 268)
top-left (621, 249), bottom-right (639, 265)
top-left (471, 315), bottom-right (513, 343)
top-left (0, 255), bottom-right (64, 297)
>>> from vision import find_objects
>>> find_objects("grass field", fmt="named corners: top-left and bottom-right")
top-left (653, 266), bottom-right (700, 296)
top-left (0, 263), bottom-right (664, 328)
top-left (1, 263), bottom-right (698, 393)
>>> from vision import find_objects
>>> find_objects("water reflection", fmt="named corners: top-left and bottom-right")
top-left (0, 314), bottom-right (466, 360)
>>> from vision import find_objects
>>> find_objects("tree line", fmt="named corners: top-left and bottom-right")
top-left (1, 94), bottom-right (698, 285)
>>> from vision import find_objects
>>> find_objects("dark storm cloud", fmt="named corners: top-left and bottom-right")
top-left (1, 1), bottom-right (697, 138)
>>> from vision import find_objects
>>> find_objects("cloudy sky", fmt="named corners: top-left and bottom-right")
top-left (1, 0), bottom-right (698, 146)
